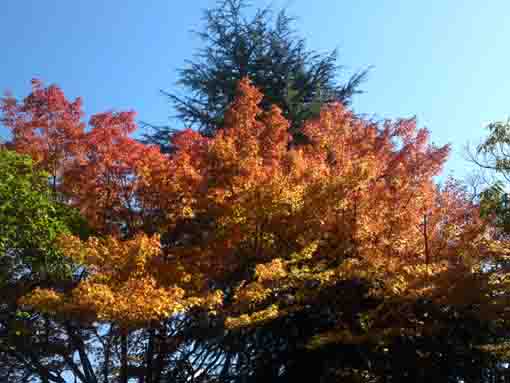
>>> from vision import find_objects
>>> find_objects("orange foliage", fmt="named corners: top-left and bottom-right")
top-left (14, 79), bottom-right (507, 342)
top-left (61, 111), bottom-right (165, 233)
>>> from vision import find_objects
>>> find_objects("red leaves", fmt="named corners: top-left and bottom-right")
top-left (7, 77), bottom-right (500, 337)
top-left (1, 79), bottom-right (85, 179)
top-left (88, 111), bottom-right (137, 138)
top-left (1, 80), bottom-right (166, 234)
top-left (63, 112), bottom-right (145, 233)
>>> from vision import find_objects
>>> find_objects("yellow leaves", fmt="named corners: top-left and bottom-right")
top-left (23, 233), bottom-right (225, 327)
top-left (75, 277), bottom-right (186, 323)
top-left (290, 240), bottom-right (319, 261)
top-left (255, 259), bottom-right (287, 282)
top-left (181, 290), bottom-right (224, 316)
top-left (56, 234), bottom-right (88, 264)
top-left (19, 78), bottom-right (507, 353)
top-left (233, 282), bottom-right (271, 306)
top-left (486, 239), bottom-right (510, 258)
top-left (67, 234), bottom-right (162, 278)
top-left (20, 288), bottom-right (65, 314)
top-left (229, 204), bottom-right (248, 226)
top-left (181, 206), bottom-right (195, 219)
top-left (278, 182), bottom-right (305, 213)
top-left (225, 304), bottom-right (281, 329)
top-left (204, 289), bottom-right (224, 308)
top-left (477, 342), bottom-right (510, 358)
top-left (24, 277), bottom-right (188, 325)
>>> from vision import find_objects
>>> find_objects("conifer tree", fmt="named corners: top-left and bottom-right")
top-left (145, 0), bottom-right (368, 150)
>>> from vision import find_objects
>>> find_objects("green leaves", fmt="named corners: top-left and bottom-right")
top-left (144, 0), bottom-right (368, 150)
top-left (0, 149), bottom-right (82, 282)
top-left (475, 119), bottom-right (510, 177)
top-left (479, 181), bottom-right (510, 233)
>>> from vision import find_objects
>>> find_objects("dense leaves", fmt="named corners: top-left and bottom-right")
top-left (3, 78), bottom-right (510, 382)
top-left (0, 149), bottom-right (87, 383)
top-left (1, 79), bottom-right (85, 190)
top-left (0, 150), bottom-right (71, 280)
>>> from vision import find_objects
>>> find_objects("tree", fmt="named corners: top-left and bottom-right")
top-left (1, 80), bottom-right (220, 383)
top-left (1, 79), bottom-right (85, 192)
top-left (144, 0), bottom-right (368, 149)
top-left (0, 149), bottom-right (73, 280)
top-left (18, 79), bottom-right (510, 382)
top-left (0, 149), bottom-right (90, 383)
top-left (468, 119), bottom-right (510, 236)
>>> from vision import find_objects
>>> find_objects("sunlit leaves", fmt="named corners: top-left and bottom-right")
top-left (10, 78), bottom-right (509, 355)
top-left (1, 79), bottom-right (85, 184)
top-left (0, 150), bottom-right (73, 280)
top-left (23, 234), bottom-right (223, 327)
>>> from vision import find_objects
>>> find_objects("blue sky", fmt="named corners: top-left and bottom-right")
top-left (1, 0), bottom-right (509, 178)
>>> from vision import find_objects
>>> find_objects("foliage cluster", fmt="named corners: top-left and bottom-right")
top-left (1, 76), bottom-right (510, 382)
top-left (2, 2), bottom-right (510, 382)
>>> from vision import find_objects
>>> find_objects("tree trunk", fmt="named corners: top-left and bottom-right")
top-left (120, 332), bottom-right (128, 383)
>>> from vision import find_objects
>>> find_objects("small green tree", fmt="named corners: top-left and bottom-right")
top-left (0, 148), bottom-right (88, 294)
top-left (0, 149), bottom-right (92, 383)
top-left (0, 150), bottom-right (70, 279)
top-left (469, 119), bottom-right (510, 234)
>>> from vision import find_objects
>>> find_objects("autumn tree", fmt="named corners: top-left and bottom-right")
top-left (1, 80), bottom-right (166, 237)
top-left (461, 117), bottom-right (510, 381)
top-left (151, 79), bottom-right (509, 382)
top-left (1, 80), bottom-right (222, 383)
top-left (9, 79), bottom-right (509, 382)
top-left (144, 0), bottom-right (368, 149)
top-left (1, 79), bottom-right (85, 193)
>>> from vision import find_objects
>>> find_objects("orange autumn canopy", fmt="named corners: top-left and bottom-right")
top-left (12, 79), bottom-right (504, 344)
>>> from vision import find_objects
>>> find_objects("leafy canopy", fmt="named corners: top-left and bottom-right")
top-left (25, 80), bottom-right (504, 345)
top-left (4, 78), bottom-right (510, 383)
top-left (0, 150), bottom-right (74, 280)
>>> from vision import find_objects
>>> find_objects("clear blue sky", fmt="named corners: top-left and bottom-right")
top-left (1, 0), bottom-right (509, 178)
